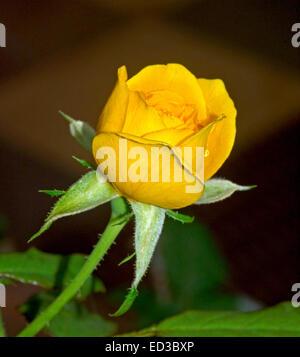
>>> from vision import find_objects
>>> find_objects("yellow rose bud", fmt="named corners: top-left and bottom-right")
top-left (93, 64), bottom-right (236, 209)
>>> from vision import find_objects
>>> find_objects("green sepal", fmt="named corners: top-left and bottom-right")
top-left (118, 252), bottom-right (136, 266)
top-left (59, 111), bottom-right (96, 153)
top-left (166, 210), bottom-right (194, 223)
top-left (112, 202), bottom-right (165, 317)
top-left (110, 288), bottom-right (138, 317)
top-left (195, 178), bottom-right (256, 205)
top-left (29, 171), bottom-right (118, 242)
top-left (72, 156), bottom-right (97, 170)
top-left (132, 202), bottom-right (165, 288)
top-left (39, 189), bottom-right (66, 197)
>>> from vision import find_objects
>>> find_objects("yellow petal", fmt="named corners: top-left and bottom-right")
top-left (122, 91), bottom-right (167, 136)
top-left (143, 127), bottom-right (194, 146)
top-left (197, 78), bottom-right (237, 180)
top-left (96, 66), bottom-right (129, 133)
top-left (92, 132), bottom-right (204, 209)
top-left (178, 118), bottom-right (224, 181)
top-left (127, 64), bottom-right (207, 121)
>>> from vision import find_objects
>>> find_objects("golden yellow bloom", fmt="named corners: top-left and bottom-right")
top-left (93, 64), bottom-right (236, 209)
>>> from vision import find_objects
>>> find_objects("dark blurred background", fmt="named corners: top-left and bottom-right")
top-left (0, 0), bottom-right (299, 336)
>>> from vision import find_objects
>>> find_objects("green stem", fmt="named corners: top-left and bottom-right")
top-left (17, 198), bottom-right (128, 337)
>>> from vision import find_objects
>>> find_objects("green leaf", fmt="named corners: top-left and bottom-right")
top-left (59, 111), bottom-right (96, 153)
top-left (195, 178), bottom-right (256, 205)
top-left (72, 156), bottom-right (97, 170)
top-left (0, 248), bottom-right (105, 299)
top-left (39, 189), bottom-right (66, 197)
top-left (123, 302), bottom-right (300, 337)
top-left (19, 291), bottom-right (116, 337)
top-left (0, 310), bottom-right (5, 337)
top-left (127, 287), bottom-right (179, 330)
top-left (29, 171), bottom-right (118, 242)
top-left (166, 210), bottom-right (194, 223)
top-left (161, 219), bottom-right (230, 308)
top-left (112, 202), bottom-right (165, 316)
top-left (118, 220), bottom-right (237, 330)
top-left (0, 277), bottom-right (15, 285)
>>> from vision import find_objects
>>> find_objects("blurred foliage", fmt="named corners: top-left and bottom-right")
top-left (112, 217), bottom-right (239, 330)
top-left (160, 217), bottom-right (234, 307)
top-left (111, 217), bottom-right (299, 337)
top-left (122, 302), bottom-right (300, 337)
top-left (0, 248), bottom-right (105, 299)
top-left (0, 212), bottom-right (298, 337)
top-left (0, 310), bottom-right (5, 337)
top-left (0, 247), bottom-right (114, 337)
top-left (19, 291), bottom-right (115, 337)
top-left (0, 277), bottom-right (15, 285)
